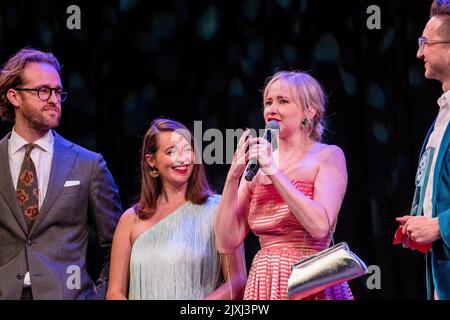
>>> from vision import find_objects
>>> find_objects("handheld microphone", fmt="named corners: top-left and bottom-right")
top-left (244, 120), bottom-right (280, 181)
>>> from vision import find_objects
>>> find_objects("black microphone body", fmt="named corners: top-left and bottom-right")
top-left (244, 121), bottom-right (280, 182)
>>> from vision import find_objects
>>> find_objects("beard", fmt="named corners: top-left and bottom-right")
top-left (424, 60), bottom-right (447, 83)
top-left (21, 102), bottom-right (61, 132)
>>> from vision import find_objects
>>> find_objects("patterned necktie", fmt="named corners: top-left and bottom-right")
top-left (16, 143), bottom-right (39, 231)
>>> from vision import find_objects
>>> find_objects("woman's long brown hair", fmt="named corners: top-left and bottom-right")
top-left (134, 118), bottom-right (213, 219)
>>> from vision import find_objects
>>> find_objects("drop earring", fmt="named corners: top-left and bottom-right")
top-left (301, 118), bottom-right (309, 129)
top-left (149, 166), bottom-right (160, 178)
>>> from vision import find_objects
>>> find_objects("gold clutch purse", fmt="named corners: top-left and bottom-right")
top-left (287, 242), bottom-right (368, 299)
top-left (287, 213), bottom-right (368, 300)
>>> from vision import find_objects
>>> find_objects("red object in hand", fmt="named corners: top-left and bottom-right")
top-left (393, 225), bottom-right (432, 254)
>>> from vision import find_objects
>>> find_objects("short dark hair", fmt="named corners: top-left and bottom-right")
top-left (431, 0), bottom-right (450, 16)
top-left (429, 1), bottom-right (450, 39)
top-left (0, 47), bottom-right (61, 122)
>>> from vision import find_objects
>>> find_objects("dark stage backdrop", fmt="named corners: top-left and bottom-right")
top-left (0, 0), bottom-right (443, 299)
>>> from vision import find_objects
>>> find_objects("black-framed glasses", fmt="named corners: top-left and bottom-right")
top-left (13, 86), bottom-right (68, 102)
top-left (418, 36), bottom-right (450, 49)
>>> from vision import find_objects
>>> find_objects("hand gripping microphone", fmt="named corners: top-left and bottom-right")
top-left (244, 120), bottom-right (280, 182)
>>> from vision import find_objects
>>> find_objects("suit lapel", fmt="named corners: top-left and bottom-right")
top-left (432, 121), bottom-right (450, 217)
top-left (0, 133), bottom-right (28, 234)
top-left (420, 119), bottom-right (436, 158)
top-left (29, 132), bottom-right (77, 236)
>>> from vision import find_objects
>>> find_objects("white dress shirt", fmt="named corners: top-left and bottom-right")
top-left (423, 91), bottom-right (450, 217)
top-left (8, 128), bottom-right (54, 287)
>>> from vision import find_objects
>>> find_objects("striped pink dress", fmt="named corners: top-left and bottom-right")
top-left (243, 179), bottom-right (353, 300)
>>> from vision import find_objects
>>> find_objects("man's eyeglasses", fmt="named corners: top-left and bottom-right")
top-left (13, 86), bottom-right (68, 102)
top-left (418, 36), bottom-right (450, 49)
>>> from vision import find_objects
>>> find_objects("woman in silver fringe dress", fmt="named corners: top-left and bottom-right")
top-left (106, 118), bottom-right (247, 300)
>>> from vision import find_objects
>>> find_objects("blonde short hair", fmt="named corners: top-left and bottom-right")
top-left (263, 70), bottom-right (327, 141)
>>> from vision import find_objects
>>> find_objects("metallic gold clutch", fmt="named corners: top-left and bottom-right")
top-left (287, 242), bottom-right (368, 300)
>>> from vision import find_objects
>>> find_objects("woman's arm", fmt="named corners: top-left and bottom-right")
top-left (214, 175), bottom-right (252, 254)
top-left (203, 244), bottom-right (247, 300)
top-left (215, 130), bottom-right (253, 254)
top-left (106, 208), bottom-right (135, 300)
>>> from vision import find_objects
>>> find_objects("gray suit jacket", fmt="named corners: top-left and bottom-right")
top-left (0, 131), bottom-right (122, 299)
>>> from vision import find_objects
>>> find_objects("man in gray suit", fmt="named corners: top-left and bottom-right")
top-left (0, 48), bottom-right (123, 299)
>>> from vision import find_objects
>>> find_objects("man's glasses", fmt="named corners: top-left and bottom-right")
top-left (13, 86), bottom-right (68, 103)
top-left (418, 36), bottom-right (450, 49)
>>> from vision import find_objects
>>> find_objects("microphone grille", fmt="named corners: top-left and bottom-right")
top-left (266, 120), bottom-right (280, 130)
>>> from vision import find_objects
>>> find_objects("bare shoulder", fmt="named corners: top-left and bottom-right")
top-left (118, 207), bottom-right (138, 227)
top-left (315, 143), bottom-right (346, 162)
